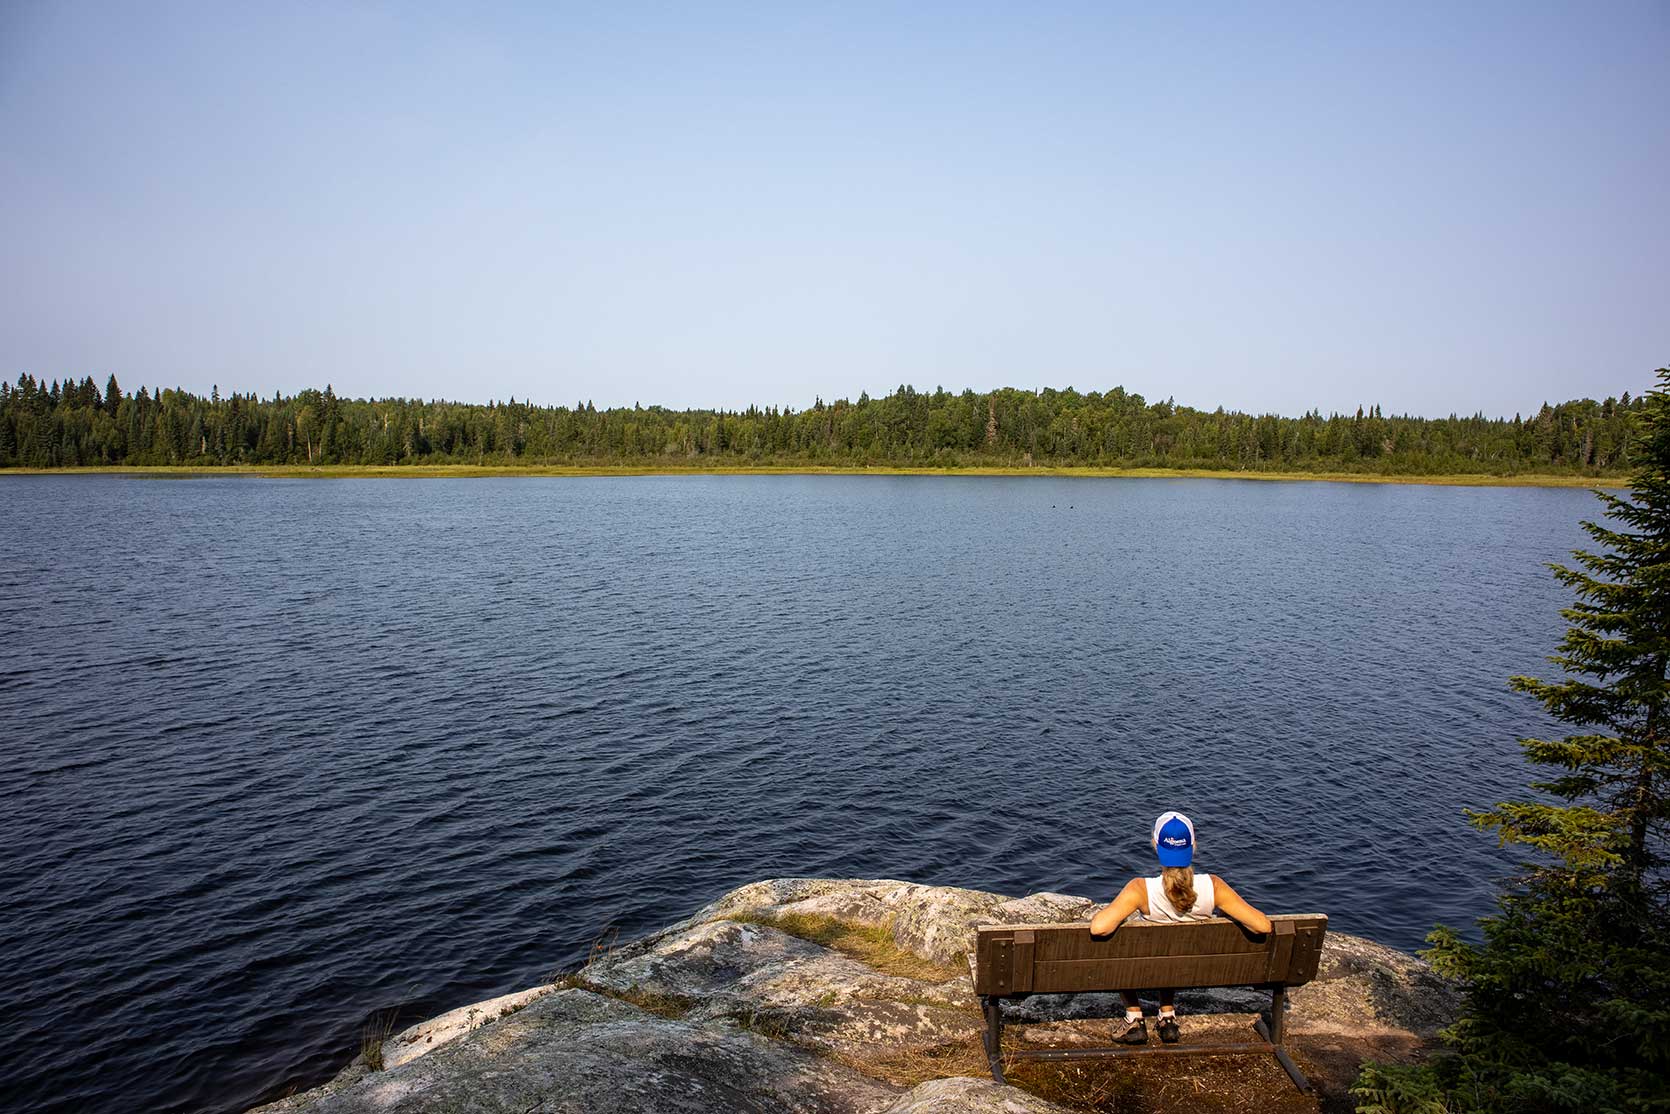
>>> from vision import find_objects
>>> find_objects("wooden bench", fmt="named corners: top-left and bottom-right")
top-left (971, 914), bottom-right (1328, 1091)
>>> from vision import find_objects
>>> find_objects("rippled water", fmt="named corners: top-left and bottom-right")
top-left (0, 474), bottom-right (1594, 1114)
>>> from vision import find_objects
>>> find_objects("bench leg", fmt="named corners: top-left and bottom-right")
top-left (1254, 985), bottom-right (1310, 1093)
top-left (980, 996), bottom-right (1007, 1084)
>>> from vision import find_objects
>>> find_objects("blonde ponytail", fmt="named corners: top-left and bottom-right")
top-left (1162, 865), bottom-right (1198, 917)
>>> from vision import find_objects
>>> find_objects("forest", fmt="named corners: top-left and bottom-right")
top-left (0, 372), bottom-right (1646, 475)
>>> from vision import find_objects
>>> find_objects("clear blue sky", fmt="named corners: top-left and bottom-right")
top-left (2, 1), bottom-right (1665, 416)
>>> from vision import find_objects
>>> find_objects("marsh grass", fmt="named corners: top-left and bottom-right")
top-left (0, 462), bottom-right (1624, 488)
top-left (359, 1010), bottom-right (399, 1072)
top-left (725, 911), bottom-right (963, 982)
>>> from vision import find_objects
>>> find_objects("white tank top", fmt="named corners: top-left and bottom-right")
top-left (1143, 872), bottom-right (1216, 921)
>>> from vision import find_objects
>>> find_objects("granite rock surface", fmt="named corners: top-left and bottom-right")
top-left (252, 878), bottom-right (1455, 1114)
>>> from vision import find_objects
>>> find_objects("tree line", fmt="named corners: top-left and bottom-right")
top-left (0, 371), bottom-right (1648, 474)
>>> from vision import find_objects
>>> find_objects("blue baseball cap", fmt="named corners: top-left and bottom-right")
top-left (1152, 811), bottom-right (1195, 867)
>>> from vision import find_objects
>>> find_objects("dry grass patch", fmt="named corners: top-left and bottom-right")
top-left (1007, 1054), bottom-right (1320, 1114)
top-left (543, 969), bottom-right (695, 1020)
top-left (602, 986), bottom-right (696, 1019)
top-left (834, 1032), bottom-right (992, 1087)
top-left (726, 911), bottom-right (963, 982)
top-left (833, 1023), bottom-right (1320, 1113)
top-left (577, 980), bottom-right (695, 1019)
top-left (1007, 1020), bottom-right (1322, 1114)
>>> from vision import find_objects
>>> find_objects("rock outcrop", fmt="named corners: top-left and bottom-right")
top-left (253, 878), bottom-right (1455, 1114)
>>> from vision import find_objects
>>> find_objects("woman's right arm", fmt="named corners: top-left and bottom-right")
top-left (1089, 878), bottom-right (1147, 936)
top-left (1211, 876), bottom-right (1272, 934)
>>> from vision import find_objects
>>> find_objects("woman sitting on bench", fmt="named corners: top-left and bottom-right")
top-left (1089, 811), bottom-right (1272, 1045)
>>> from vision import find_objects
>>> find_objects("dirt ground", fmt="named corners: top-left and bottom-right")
top-left (849, 1010), bottom-right (1434, 1114)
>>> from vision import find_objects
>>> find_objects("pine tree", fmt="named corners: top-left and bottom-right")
top-left (1356, 370), bottom-right (1670, 1113)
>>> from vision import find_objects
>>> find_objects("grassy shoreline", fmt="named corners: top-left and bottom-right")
top-left (0, 463), bottom-right (1626, 487)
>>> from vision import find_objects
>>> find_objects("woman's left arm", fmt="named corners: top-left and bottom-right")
top-left (1211, 876), bottom-right (1272, 934)
top-left (1089, 878), bottom-right (1147, 936)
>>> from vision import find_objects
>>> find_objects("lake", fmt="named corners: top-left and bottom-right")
top-left (0, 474), bottom-right (1595, 1114)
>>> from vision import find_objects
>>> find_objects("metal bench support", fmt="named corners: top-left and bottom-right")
top-left (981, 995), bottom-right (1007, 1084)
top-left (1255, 984), bottom-right (1309, 1091)
top-left (980, 985), bottom-right (1311, 1093)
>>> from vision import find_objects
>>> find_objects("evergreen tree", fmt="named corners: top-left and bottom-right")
top-left (1355, 367), bottom-right (1670, 1113)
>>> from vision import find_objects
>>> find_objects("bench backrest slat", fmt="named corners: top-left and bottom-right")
top-left (973, 914), bottom-right (1327, 996)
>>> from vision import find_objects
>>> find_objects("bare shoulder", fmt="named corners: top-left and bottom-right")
top-left (1208, 875), bottom-right (1261, 913)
